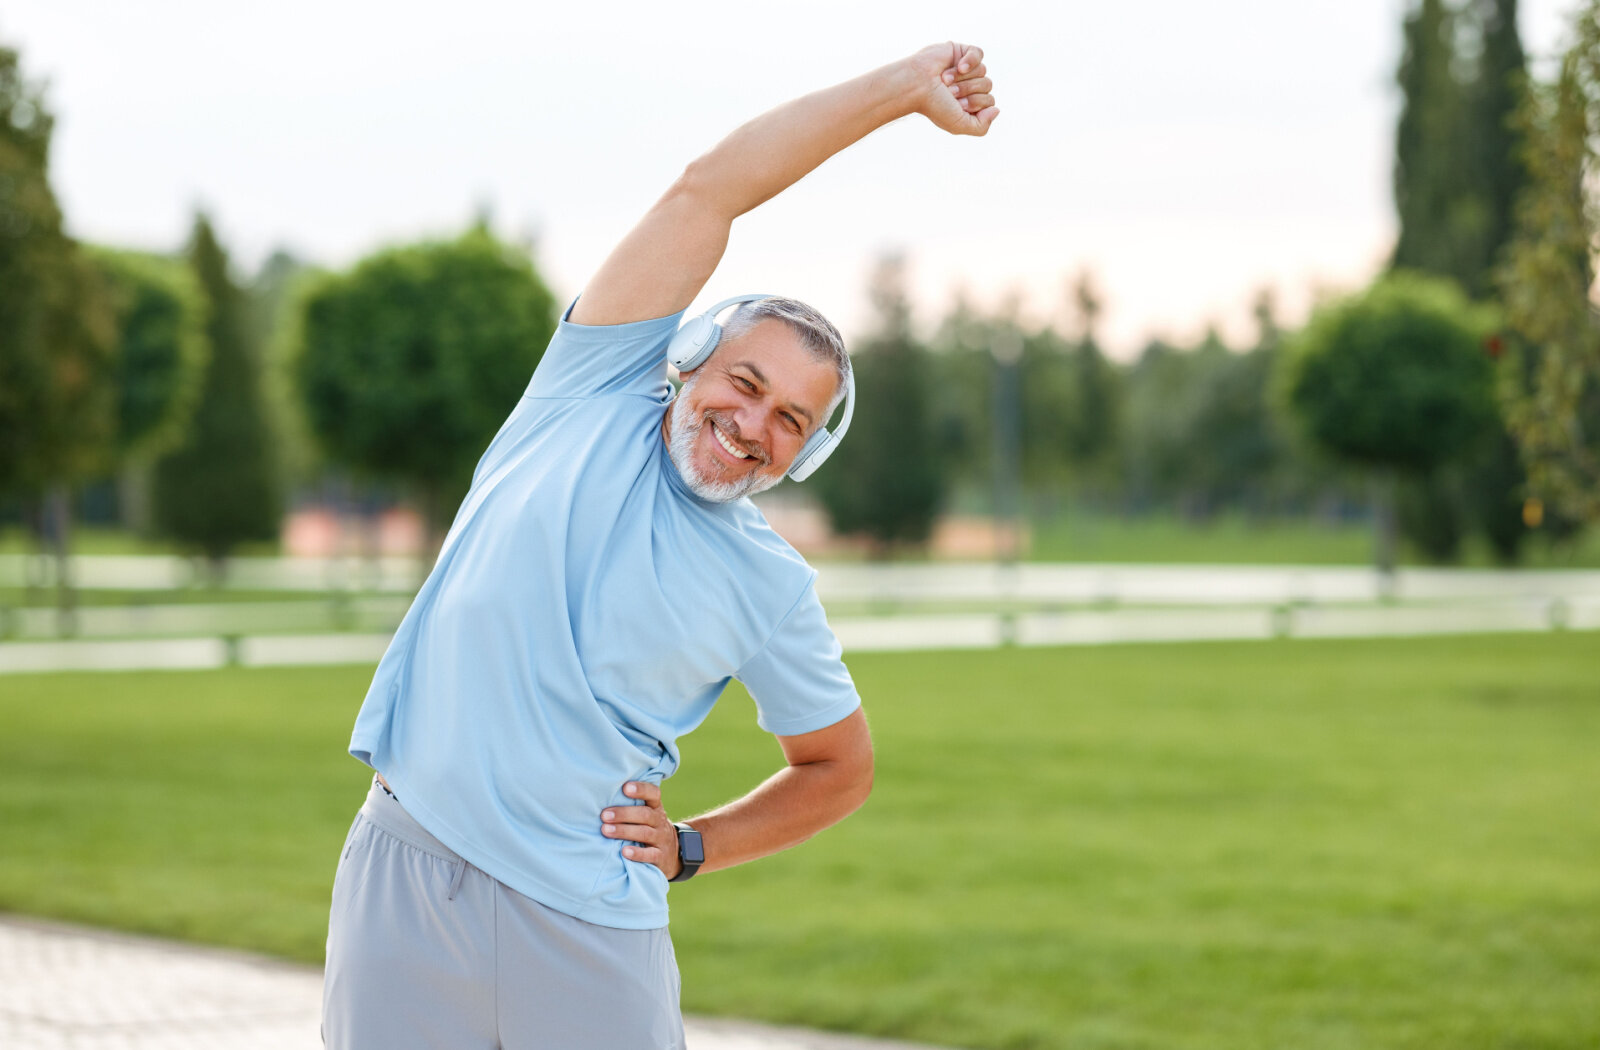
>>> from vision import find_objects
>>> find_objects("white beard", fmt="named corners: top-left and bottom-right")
top-left (666, 374), bottom-right (784, 503)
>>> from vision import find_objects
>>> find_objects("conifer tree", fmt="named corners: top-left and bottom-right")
top-left (813, 254), bottom-right (945, 554)
top-left (1393, 0), bottom-right (1472, 285)
top-left (1391, 0), bottom-right (1535, 560)
top-left (1470, 0), bottom-right (1529, 298)
top-left (1064, 270), bottom-right (1118, 480)
top-left (152, 214), bottom-right (284, 574)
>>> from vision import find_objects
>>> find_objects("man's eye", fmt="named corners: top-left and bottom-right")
top-left (784, 414), bottom-right (801, 433)
top-left (736, 377), bottom-right (756, 391)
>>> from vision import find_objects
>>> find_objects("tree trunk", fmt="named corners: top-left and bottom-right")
top-left (117, 461), bottom-right (155, 536)
top-left (45, 482), bottom-right (77, 637)
top-left (1371, 469), bottom-right (1399, 598)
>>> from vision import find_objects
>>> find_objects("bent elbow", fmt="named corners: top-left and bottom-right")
top-left (847, 745), bottom-right (875, 814)
top-left (667, 156), bottom-right (746, 222)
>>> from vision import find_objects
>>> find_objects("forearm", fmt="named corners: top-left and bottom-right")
top-left (686, 752), bottom-right (873, 875)
top-left (571, 43), bottom-right (991, 325)
top-left (677, 59), bottom-right (925, 222)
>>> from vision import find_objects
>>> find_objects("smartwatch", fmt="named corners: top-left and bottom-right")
top-left (670, 822), bottom-right (703, 882)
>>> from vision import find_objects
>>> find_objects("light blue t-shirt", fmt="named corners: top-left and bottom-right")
top-left (347, 301), bottom-right (861, 930)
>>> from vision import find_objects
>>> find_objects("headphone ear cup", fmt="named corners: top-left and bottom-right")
top-left (667, 317), bottom-right (721, 372)
top-left (786, 427), bottom-right (835, 482)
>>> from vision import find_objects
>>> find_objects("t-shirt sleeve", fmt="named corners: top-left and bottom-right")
top-left (524, 297), bottom-right (686, 401)
top-left (735, 579), bottom-right (862, 737)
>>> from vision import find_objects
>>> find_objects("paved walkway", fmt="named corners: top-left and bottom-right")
top-left (0, 915), bottom-right (939, 1050)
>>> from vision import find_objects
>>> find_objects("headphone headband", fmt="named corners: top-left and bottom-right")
top-left (665, 293), bottom-right (773, 373)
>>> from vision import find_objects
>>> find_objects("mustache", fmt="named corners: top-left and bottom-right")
top-left (702, 411), bottom-right (770, 465)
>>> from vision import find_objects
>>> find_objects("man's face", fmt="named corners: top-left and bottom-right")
top-left (663, 318), bottom-right (840, 503)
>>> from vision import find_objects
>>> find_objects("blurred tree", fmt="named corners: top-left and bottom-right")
top-left (1468, 0), bottom-right (1529, 299)
top-left (293, 226), bottom-right (558, 558)
top-left (1278, 272), bottom-right (1500, 575)
top-left (1118, 337), bottom-right (1198, 514)
top-left (1251, 287), bottom-right (1282, 354)
top-left (928, 292), bottom-right (994, 494)
top-left (1396, 461), bottom-right (1471, 561)
top-left (1496, 2), bottom-right (1600, 525)
top-left (249, 248), bottom-right (325, 494)
top-left (814, 253), bottom-right (945, 554)
top-left (0, 43), bottom-right (118, 624)
top-left (1018, 323), bottom-right (1075, 490)
top-left (151, 214), bottom-right (284, 576)
top-left (1185, 333), bottom-right (1287, 515)
top-left (88, 247), bottom-right (209, 536)
top-left (1394, 0), bottom-right (1478, 287)
top-left (90, 249), bottom-right (209, 461)
top-left (1064, 269), bottom-right (1119, 484)
top-left (1390, 0), bottom-right (1536, 561)
top-left (1393, 0), bottom-right (1530, 294)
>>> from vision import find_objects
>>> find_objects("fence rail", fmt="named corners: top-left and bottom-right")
top-left (6, 555), bottom-right (1600, 604)
top-left (3, 556), bottom-right (1596, 674)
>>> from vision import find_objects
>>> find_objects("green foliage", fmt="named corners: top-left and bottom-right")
top-left (1470, 0), bottom-right (1530, 297)
top-left (1496, 0), bottom-right (1600, 523)
top-left (1393, 0), bottom-right (1528, 299)
top-left (1387, 0), bottom-right (1536, 561)
top-left (1018, 332), bottom-right (1121, 491)
top-left (1279, 272), bottom-right (1500, 474)
top-left (926, 277), bottom-right (1123, 504)
top-left (813, 255), bottom-right (945, 551)
top-left (926, 295), bottom-right (994, 487)
top-left (1394, 0), bottom-right (1482, 287)
top-left (1185, 342), bottom-right (1291, 509)
top-left (0, 44), bottom-right (118, 495)
top-left (151, 214), bottom-right (284, 562)
top-left (1055, 270), bottom-right (1120, 479)
top-left (1120, 337), bottom-right (1209, 506)
top-left (250, 249), bottom-right (325, 488)
top-left (87, 247), bottom-right (209, 463)
top-left (1063, 336), bottom-right (1119, 472)
top-left (292, 227), bottom-right (557, 531)
top-left (1116, 329), bottom-right (1305, 518)
top-left (1396, 466), bottom-right (1471, 561)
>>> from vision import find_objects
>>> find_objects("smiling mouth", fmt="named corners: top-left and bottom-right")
top-left (710, 420), bottom-right (756, 462)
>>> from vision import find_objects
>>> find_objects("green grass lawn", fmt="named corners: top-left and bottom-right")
top-left (1024, 509), bottom-right (1600, 568)
top-left (1, 635), bottom-right (1596, 1049)
top-left (0, 586), bottom-right (349, 608)
top-left (0, 525), bottom-right (283, 558)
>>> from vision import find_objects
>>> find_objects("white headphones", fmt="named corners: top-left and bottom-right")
top-left (667, 293), bottom-right (855, 483)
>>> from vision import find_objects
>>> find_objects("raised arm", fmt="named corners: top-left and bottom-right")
top-left (569, 42), bottom-right (998, 326)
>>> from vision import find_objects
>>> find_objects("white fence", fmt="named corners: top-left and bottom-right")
top-left (2, 557), bottom-right (1596, 674)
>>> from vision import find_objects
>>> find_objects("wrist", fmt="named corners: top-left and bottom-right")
top-left (879, 58), bottom-right (930, 121)
top-left (669, 822), bottom-right (704, 882)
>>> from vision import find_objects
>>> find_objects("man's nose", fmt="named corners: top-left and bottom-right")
top-left (731, 404), bottom-right (766, 446)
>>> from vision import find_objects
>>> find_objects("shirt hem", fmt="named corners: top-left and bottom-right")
top-left (372, 764), bottom-right (670, 932)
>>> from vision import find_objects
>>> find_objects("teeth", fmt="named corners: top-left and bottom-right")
top-left (713, 423), bottom-right (751, 459)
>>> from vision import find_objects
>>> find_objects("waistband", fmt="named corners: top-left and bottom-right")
top-left (359, 775), bottom-right (462, 865)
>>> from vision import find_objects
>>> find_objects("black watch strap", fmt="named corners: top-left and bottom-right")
top-left (669, 822), bottom-right (704, 882)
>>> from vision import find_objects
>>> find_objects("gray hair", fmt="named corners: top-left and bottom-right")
top-left (717, 296), bottom-right (851, 423)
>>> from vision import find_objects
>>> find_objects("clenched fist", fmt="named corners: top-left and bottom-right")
top-left (908, 42), bottom-right (999, 136)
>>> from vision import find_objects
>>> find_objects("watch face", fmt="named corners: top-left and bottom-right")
top-left (680, 828), bottom-right (705, 865)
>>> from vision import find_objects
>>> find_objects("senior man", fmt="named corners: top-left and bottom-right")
top-left (322, 41), bottom-right (998, 1049)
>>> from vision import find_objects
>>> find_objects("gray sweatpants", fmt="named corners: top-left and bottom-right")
top-left (322, 776), bottom-right (684, 1049)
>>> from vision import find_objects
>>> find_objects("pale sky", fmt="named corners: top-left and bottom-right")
top-left (0, 0), bottom-right (1582, 357)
